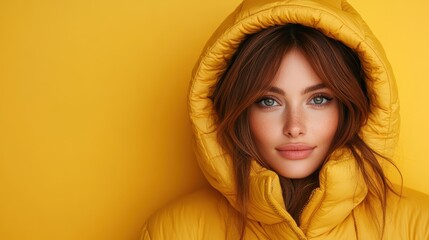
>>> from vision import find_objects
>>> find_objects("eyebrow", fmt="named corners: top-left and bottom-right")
top-left (302, 83), bottom-right (328, 94)
top-left (268, 83), bottom-right (328, 96)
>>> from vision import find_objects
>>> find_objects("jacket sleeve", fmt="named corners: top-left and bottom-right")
top-left (405, 188), bottom-right (429, 239)
top-left (138, 188), bottom-right (236, 240)
top-left (390, 187), bottom-right (429, 239)
top-left (139, 223), bottom-right (151, 240)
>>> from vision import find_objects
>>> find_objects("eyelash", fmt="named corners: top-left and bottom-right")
top-left (256, 96), bottom-right (280, 107)
top-left (255, 93), bottom-right (334, 108)
top-left (308, 94), bottom-right (334, 106)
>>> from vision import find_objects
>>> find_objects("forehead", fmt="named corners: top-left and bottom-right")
top-left (271, 49), bottom-right (323, 90)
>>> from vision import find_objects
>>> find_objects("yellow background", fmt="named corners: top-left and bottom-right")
top-left (0, 0), bottom-right (427, 239)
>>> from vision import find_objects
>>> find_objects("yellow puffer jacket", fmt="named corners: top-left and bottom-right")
top-left (141, 0), bottom-right (429, 239)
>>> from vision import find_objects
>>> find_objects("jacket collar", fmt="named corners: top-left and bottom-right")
top-left (235, 148), bottom-right (368, 238)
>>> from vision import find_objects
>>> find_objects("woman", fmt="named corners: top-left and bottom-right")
top-left (141, 0), bottom-right (429, 239)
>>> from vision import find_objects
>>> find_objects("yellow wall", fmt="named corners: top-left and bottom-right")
top-left (348, 0), bottom-right (429, 195)
top-left (0, 0), bottom-right (427, 239)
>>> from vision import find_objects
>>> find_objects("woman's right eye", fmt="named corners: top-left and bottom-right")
top-left (257, 97), bottom-right (279, 107)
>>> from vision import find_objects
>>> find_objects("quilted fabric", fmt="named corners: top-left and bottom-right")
top-left (142, 0), bottom-right (429, 239)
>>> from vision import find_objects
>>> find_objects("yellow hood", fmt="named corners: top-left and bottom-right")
top-left (188, 0), bottom-right (399, 235)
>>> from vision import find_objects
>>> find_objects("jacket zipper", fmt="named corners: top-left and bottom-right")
top-left (299, 188), bottom-right (318, 230)
top-left (265, 180), bottom-right (307, 240)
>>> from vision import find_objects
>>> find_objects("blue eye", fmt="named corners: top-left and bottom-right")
top-left (309, 95), bottom-right (332, 105)
top-left (257, 98), bottom-right (279, 107)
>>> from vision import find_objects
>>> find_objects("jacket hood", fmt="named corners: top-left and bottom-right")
top-left (188, 0), bottom-right (399, 235)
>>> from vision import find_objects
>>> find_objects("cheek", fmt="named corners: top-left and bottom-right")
top-left (311, 108), bottom-right (339, 141)
top-left (249, 110), bottom-right (265, 144)
top-left (249, 109), bottom-right (282, 145)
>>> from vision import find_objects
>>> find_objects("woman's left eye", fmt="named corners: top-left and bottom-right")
top-left (309, 95), bottom-right (332, 105)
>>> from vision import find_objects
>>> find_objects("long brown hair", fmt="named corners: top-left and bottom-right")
top-left (211, 24), bottom-right (399, 236)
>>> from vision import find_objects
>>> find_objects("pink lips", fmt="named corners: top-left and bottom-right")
top-left (275, 144), bottom-right (316, 160)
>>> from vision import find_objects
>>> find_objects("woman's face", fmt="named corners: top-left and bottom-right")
top-left (249, 49), bottom-right (339, 179)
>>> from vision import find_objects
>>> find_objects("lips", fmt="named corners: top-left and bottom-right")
top-left (275, 144), bottom-right (316, 160)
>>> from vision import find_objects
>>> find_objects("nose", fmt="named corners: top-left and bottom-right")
top-left (283, 109), bottom-right (305, 138)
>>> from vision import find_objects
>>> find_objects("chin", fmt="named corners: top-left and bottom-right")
top-left (276, 169), bottom-right (318, 179)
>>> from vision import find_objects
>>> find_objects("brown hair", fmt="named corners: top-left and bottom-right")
top-left (211, 24), bottom-right (399, 237)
